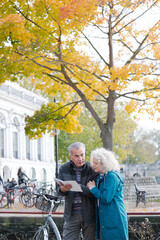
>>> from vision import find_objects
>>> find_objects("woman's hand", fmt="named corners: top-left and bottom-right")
top-left (87, 180), bottom-right (96, 190)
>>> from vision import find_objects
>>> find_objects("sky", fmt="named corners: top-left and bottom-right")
top-left (136, 115), bottom-right (160, 131)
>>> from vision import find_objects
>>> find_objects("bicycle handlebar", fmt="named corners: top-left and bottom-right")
top-left (43, 194), bottom-right (59, 202)
top-left (34, 192), bottom-right (60, 202)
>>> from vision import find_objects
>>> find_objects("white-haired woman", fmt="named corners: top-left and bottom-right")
top-left (87, 148), bottom-right (128, 240)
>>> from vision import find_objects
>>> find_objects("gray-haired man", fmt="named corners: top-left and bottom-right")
top-left (57, 142), bottom-right (96, 240)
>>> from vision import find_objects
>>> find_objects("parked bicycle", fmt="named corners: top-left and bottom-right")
top-left (36, 182), bottom-right (55, 195)
top-left (20, 178), bottom-right (37, 190)
top-left (0, 184), bottom-right (34, 208)
top-left (32, 193), bottom-right (62, 240)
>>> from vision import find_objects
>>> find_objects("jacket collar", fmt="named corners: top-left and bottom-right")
top-left (70, 160), bottom-right (85, 171)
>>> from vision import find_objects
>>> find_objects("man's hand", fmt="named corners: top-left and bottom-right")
top-left (59, 182), bottom-right (72, 192)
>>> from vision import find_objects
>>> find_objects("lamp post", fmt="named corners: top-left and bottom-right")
top-left (55, 131), bottom-right (58, 179)
top-left (136, 157), bottom-right (138, 175)
top-left (53, 98), bottom-right (60, 184)
top-left (0, 128), bottom-right (1, 177)
top-left (53, 128), bottom-right (60, 190)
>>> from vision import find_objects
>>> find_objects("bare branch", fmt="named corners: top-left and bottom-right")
top-left (116, 85), bottom-right (160, 101)
top-left (125, 34), bottom-right (149, 65)
top-left (81, 32), bottom-right (110, 68)
top-left (15, 50), bottom-right (61, 73)
top-left (9, 0), bottom-right (46, 30)
top-left (43, 72), bottom-right (69, 85)
top-left (115, 39), bottom-right (134, 53)
top-left (113, 1), bottom-right (159, 35)
top-left (65, 65), bottom-right (107, 100)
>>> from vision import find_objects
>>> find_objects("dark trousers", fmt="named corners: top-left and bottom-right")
top-left (63, 214), bottom-right (96, 240)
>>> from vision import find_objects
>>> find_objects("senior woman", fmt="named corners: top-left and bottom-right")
top-left (87, 148), bottom-right (128, 240)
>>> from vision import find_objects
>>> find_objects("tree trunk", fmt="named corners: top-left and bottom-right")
top-left (102, 11), bottom-right (115, 151)
top-left (100, 90), bottom-right (116, 151)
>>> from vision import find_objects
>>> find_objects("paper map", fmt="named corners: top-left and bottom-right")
top-left (55, 178), bottom-right (83, 192)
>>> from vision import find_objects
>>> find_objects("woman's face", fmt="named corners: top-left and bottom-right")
top-left (92, 158), bottom-right (102, 173)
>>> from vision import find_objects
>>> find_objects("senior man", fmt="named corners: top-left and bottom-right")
top-left (57, 142), bottom-right (96, 240)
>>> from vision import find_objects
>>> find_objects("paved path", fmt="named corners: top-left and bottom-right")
top-left (125, 200), bottom-right (160, 213)
top-left (0, 199), bottom-right (160, 214)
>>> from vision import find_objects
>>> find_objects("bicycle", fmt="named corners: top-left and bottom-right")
top-left (19, 178), bottom-right (38, 191)
top-left (36, 182), bottom-right (55, 195)
top-left (32, 193), bottom-right (62, 240)
top-left (0, 185), bottom-right (34, 208)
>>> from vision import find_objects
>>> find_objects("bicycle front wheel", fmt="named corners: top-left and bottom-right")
top-left (32, 226), bottom-right (48, 240)
top-left (19, 190), bottom-right (34, 207)
top-left (0, 192), bottom-right (8, 208)
top-left (48, 217), bottom-right (62, 240)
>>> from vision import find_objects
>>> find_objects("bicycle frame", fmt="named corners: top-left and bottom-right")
top-left (20, 179), bottom-right (37, 189)
top-left (33, 194), bottom-right (62, 240)
top-left (3, 185), bottom-right (33, 208)
top-left (5, 187), bottom-right (24, 207)
top-left (36, 214), bottom-right (61, 240)
top-left (37, 182), bottom-right (55, 195)
top-left (45, 201), bottom-right (61, 240)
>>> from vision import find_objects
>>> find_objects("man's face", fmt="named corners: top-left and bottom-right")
top-left (69, 147), bottom-right (85, 168)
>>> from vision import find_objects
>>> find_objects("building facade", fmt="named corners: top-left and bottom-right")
top-left (121, 163), bottom-right (160, 179)
top-left (0, 81), bottom-right (56, 184)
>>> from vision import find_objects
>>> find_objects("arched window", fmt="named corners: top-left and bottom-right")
top-left (41, 168), bottom-right (47, 182)
top-left (0, 113), bottom-right (6, 158)
top-left (13, 117), bottom-right (20, 128)
top-left (26, 136), bottom-right (31, 160)
top-left (13, 132), bottom-right (18, 159)
top-left (37, 138), bottom-right (42, 161)
top-left (12, 117), bottom-right (20, 159)
top-left (30, 167), bottom-right (36, 179)
top-left (3, 166), bottom-right (11, 182)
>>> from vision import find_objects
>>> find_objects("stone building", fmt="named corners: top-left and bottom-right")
top-left (121, 163), bottom-right (160, 179)
top-left (0, 81), bottom-right (56, 184)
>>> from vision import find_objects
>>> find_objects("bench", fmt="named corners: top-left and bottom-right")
top-left (134, 184), bottom-right (146, 207)
top-left (134, 183), bottom-right (160, 207)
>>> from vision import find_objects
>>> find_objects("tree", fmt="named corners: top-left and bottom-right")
top-left (58, 104), bottom-right (103, 162)
top-left (58, 103), bottom-right (137, 163)
top-left (113, 103), bottom-right (137, 162)
top-left (1, 0), bottom-right (160, 150)
top-left (132, 129), bottom-right (158, 163)
top-left (149, 129), bottom-right (160, 162)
